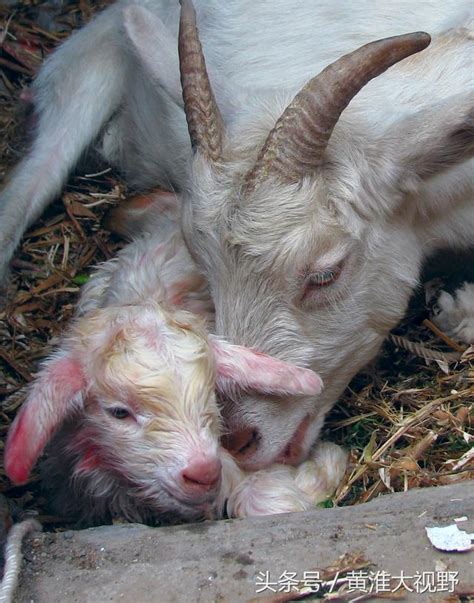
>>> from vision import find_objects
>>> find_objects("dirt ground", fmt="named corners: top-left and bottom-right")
top-left (14, 481), bottom-right (474, 602)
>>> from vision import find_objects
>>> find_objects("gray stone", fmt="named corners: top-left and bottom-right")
top-left (15, 481), bottom-right (474, 602)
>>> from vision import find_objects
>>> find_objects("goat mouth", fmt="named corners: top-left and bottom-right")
top-left (274, 414), bottom-right (311, 465)
top-left (222, 417), bottom-right (311, 470)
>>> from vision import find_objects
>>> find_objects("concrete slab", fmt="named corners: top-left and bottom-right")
top-left (16, 481), bottom-right (474, 602)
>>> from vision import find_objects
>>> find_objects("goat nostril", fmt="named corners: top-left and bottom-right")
top-left (181, 457), bottom-right (221, 489)
top-left (222, 428), bottom-right (260, 457)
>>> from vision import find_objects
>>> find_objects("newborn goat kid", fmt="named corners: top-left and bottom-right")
top-left (5, 195), bottom-right (346, 524)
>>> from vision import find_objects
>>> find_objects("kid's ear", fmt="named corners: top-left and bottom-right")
top-left (5, 354), bottom-right (86, 484)
top-left (210, 336), bottom-right (323, 397)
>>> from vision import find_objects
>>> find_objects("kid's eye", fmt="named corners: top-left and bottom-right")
top-left (107, 407), bottom-right (131, 420)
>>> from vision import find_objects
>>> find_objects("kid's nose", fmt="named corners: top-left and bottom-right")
top-left (181, 456), bottom-right (222, 491)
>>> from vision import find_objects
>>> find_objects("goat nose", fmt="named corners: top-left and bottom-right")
top-left (222, 428), bottom-right (260, 458)
top-left (181, 457), bottom-right (222, 490)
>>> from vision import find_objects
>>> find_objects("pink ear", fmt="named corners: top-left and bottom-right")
top-left (209, 337), bottom-right (323, 397)
top-left (5, 355), bottom-right (86, 484)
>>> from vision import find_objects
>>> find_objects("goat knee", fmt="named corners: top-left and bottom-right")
top-left (294, 442), bottom-right (348, 504)
top-left (226, 470), bottom-right (313, 518)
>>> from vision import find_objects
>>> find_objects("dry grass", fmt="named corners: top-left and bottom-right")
top-left (0, 1), bottom-right (472, 522)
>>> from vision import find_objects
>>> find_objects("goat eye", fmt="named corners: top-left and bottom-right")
top-left (107, 407), bottom-right (131, 420)
top-left (299, 261), bottom-right (344, 303)
top-left (305, 263), bottom-right (342, 288)
top-left (307, 268), bottom-right (338, 287)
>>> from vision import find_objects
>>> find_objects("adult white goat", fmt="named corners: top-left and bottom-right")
top-left (0, 1), bottom-right (472, 470)
top-left (4, 193), bottom-right (346, 524)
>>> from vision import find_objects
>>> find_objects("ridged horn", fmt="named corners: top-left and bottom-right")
top-left (244, 32), bottom-right (431, 191)
top-left (179, 0), bottom-right (224, 162)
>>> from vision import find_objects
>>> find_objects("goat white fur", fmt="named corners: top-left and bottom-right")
top-left (0, 0), bottom-right (472, 471)
top-left (433, 283), bottom-right (474, 345)
top-left (4, 198), bottom-right (345, 524)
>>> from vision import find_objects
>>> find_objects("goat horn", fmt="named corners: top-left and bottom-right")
top-left (179, 0), bottom-right (224, 162)
top-left (244, 32), bottom-right (431, 191)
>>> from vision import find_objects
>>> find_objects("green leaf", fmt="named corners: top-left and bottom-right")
top-left (72, 274), bottom-right (90, 285)
top-left (317, 499), bottom-right (334, 508)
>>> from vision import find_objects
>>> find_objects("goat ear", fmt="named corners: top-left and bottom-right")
top-left (103, 188), bottom-right (181, 239)
top-left (123, 5), bottom-right (182, 105)
top-left (5, 354), bottom-right (86, 484)
top-left (391, 94), bottom-right (473, 191)
top-left (209, 336), bottom-right (323, 397)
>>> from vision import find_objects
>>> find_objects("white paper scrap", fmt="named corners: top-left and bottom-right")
top-left (425, 524), bottom-right (474, 552)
